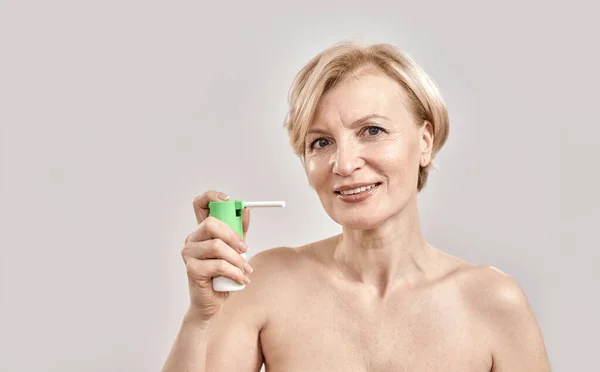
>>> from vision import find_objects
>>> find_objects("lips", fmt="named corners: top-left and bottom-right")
top-left (334, 182), bottom-right (382, 195)
top-left (335, 182), bottom-right (381, 202)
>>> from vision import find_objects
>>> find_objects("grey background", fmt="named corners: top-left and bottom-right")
top-left (1, 0), bottom-right (598, 371)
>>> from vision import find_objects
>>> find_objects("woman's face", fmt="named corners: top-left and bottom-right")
top-left (304, 71), bottom-right (433, 230)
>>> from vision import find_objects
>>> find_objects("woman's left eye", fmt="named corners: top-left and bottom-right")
top-left (363, 126), bottom-right (384, 136)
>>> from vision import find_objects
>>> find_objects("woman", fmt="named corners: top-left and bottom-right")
top-left (163, 42), bottom-right (551, 371)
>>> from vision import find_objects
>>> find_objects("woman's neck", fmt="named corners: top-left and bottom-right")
top-left (333, 197), bottom-right (436, 296)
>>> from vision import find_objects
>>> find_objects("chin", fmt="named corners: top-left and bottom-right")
top-left (330, 210), bottom-right (389, 230)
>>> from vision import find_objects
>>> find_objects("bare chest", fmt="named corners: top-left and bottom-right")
top-left (260, 284), bottom-right (491, 371)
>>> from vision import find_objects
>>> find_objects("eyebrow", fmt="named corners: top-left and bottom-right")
top-left (307, 114), bottom-right (390, 136)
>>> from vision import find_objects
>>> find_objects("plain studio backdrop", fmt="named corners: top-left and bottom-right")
top-left (1, 0), bottom-right (599, 371)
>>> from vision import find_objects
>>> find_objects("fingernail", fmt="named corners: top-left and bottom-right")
top-left (217, 193), bottom-right (230, 200)
top-left (243, 275), bottom-right (251, 284)
top-left (239, 241), bottom-right (248, 253)
top-left (243, 263), bottom-right (253, 274)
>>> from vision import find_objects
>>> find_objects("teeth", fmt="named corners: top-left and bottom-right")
top-left (339, 183), bottom-right (378, 195)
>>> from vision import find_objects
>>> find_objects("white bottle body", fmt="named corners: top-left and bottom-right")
top-left (212, 252), bottom-right (246, 292)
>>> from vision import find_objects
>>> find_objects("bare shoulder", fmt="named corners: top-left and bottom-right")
top-left (247, 237), bottom-right (330, 276)
top-left (244, 244), bottom-right (315, 296)
top-left (248, 246), bottom-right (304, 270)
top-left (247, 246), bottom-right (307, 281)
top-left (211, 246), bottom-right (306, 334)
top-left (204, 246), bottom-right (306, 371)
top-left (454, 265), bottom-right (550, 369)
top-left (455, 265), bottom-right (530, 315)
top-left (458, 265), bottom-right (545, 352)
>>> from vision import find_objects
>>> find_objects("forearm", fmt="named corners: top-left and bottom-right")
top-left (162, 309), bottom-right (212, 372)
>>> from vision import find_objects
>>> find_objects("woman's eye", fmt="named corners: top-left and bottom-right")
top-left (312, 138), bottom-right (330, 149)
top-left (364, 126), bottom-right (384, 136)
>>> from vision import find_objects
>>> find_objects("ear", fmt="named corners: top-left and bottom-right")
top-left (419, 121), bottom-right (434, 167)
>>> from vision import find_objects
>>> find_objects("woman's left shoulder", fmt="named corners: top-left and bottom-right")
top-left (454, 264), bottom-right (535, 322)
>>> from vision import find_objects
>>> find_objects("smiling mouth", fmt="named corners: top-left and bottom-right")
top-left (335, 182), bottom-right (382, 196)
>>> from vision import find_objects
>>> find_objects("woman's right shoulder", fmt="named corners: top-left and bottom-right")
top-left (248, 244), bottom-right (310, 270)
top-left (247, 246), bottom-right (300, 272)
top-left (246, 240), bottom-right (327, 285)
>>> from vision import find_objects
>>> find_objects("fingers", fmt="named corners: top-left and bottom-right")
top-left (186, 216), bottom-right (248, 254)
top-left (192, 190), bottom-right (230, 225)
top-left (185, 258), bottom-right (249, 285)
top-left (186, 190), bottom-right (253, 287)
top-left (182, 239), bottom-right (253, 275)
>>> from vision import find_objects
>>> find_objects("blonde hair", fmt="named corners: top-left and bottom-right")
top-left (283, 41), bottom-right (449, 191)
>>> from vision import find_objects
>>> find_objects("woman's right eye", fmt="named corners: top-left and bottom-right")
top-left (311, 138), bottom-right (330, 149)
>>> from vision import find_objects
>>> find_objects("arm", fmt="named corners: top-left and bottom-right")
top-left (163, 251), bottom-right (270, 372)
top-left (162, 309), bottom-right (211, 371)
top-left (204, 252), bottom-right (271, 371)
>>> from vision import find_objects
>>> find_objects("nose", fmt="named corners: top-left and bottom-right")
top-left (332, 142), bottom-right (364, 176)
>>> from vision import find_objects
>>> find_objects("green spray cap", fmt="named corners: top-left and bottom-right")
top-left (208, 200), bottom-right (286, 237)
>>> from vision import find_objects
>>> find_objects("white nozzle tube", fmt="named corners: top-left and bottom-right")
top-left (244, 201), bottom-right (286, 208)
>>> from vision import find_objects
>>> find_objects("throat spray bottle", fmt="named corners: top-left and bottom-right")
top-left (208, 199), bottom-right (285, 292)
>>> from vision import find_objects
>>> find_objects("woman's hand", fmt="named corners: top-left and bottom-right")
top-left (181, 190), bottom-right (252, 323)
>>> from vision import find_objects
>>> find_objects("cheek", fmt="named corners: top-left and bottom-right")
top-left (378, 140), bottom-right (409, 166)
top-left (375, 139), bottom-right (420, 179)
top-left (304, 157), bottom-right (327, 189)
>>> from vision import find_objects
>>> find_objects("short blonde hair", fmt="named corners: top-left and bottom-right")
top-left (284, 41), bottom-right (449, 191)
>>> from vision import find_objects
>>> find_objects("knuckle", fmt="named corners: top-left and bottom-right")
top-left (203, 216), bottom-right (216, 230)
top-left (181, 242), bottom-right (192, 257)
top-left (193, 191), bottom-right (210, 203)
top-left (217, 260), bottom-right (229, 274)
top-left (208, 239), bottom-right (220, 255)
top-left (184, 259), bottom-right (196, 276)
top-left (192, 196), bottom-right (204, 210)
